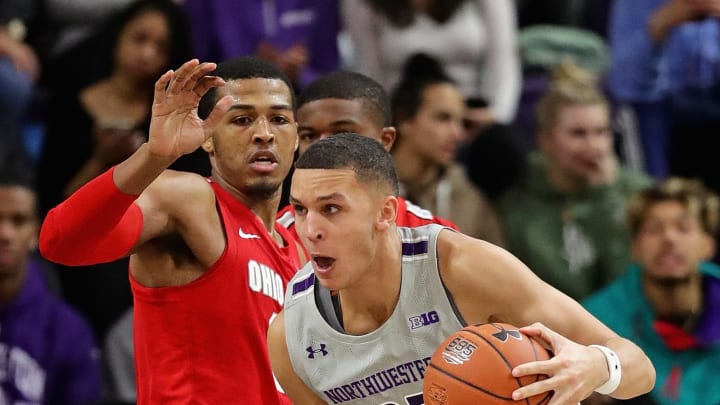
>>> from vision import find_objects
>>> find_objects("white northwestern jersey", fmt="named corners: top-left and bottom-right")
top-left (284, 224), bottom-right (465, 405)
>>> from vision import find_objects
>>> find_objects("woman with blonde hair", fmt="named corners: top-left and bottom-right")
top-left (498, 62), bottom-right (653, 300)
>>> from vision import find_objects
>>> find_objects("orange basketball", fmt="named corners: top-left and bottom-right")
top-left (423, 322), bottom-right (553, 405)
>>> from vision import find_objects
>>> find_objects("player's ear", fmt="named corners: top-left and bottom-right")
top-left (380, 126), bottom-right (397, 151)
top-left (700, 231), bottom-right (716, 260)
top-left (201, 137), bottom-right (215, 154)
top-left (377, 195), bottom-right (398, 231)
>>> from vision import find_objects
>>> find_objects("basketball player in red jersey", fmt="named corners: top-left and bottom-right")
top-left (39, 58), bottom-right (305, 404)
top-left (276, 70), bottom-right (458, 238)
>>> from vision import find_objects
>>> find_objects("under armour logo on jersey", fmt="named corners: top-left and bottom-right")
top-left (306, 344), bottom-right (328, 358)
top-left (491, 325), bottom-right (523, 342)
top-left (238, 227), bottom-right (260, 239)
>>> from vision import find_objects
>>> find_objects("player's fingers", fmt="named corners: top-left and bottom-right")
top-left (193, 76), bottom-right (226, 99)
top-left (182, 62), bottom-right (218, 93)
top-left (203, 94), bottom-right (233, 134)
top-left (520, 322), bottom-right (557, 350)
top-left (153, 70), bottom-right (174, 104)
top-left (512, 357), bottom-right (557, 378)
top-left (511, 377), bottom-right (555, 402)
top-left (167, 59), bottom-right (200, 94)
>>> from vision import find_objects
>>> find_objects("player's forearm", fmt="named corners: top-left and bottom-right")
top-left (112, 142), bottom-right (176, 195)
top-left (602, 336), bottom-right (656, 399)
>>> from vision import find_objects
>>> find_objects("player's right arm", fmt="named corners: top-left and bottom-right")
top-left (437, 229), bottom-right (655, 404)
top-left (39, 60), bottom-right (231, 268)
top-left (268, 311), bottom-right (327, 405)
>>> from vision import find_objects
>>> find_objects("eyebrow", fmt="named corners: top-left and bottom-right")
top-left (289, 192), bottom-right (346, 205)
top-left (228, 104), bottom-right (293, 112)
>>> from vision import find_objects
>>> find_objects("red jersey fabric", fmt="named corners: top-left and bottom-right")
top-left (131, 180), bottom-right (300, 404)
top-left (276, 196), bottom-right (459, 240)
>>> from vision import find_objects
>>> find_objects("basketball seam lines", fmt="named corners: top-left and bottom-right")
top-left (426, 362), bottom-right (514, 401)
top-left (463, 327), bottom-right (528, 394)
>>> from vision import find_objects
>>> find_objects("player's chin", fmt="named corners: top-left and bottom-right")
top-left (315, 274), bottom-right (343, 291)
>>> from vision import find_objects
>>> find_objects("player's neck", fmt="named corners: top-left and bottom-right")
top-left (0, 266), bottom-right (27, 308)
top-left (643, 271), bottom-right (703, 330)
top-left (336, 229), bottom-right (403, 335)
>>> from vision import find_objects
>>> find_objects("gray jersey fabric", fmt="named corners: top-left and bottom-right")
top-left (284, 224), bottom-right (465, 404)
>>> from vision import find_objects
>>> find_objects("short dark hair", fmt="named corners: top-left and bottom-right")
top-left (0, 154), bottom-right (38, 217)
top-left (0, 155), bottom-right (35, 190)
top-left (198, 56), bottom-right (296, 119)
top-left (295, 132), bottom-right (399, 195)
top-left (391, 53), bottom-right (454, 124)
top-left (297, 71), bottom-right (392, 127)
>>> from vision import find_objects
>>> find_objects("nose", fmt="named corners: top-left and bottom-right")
top-left (252, 117), bottom-right (275, 144)
top-left (451, 120), bottom-right (466, 143)
top-left (660, 225), bottom-right (681, 243)
top-left (587, 131), bottom-right (610, 151)
top-left (302, 211), bottom-right (324, 243)
top-left (139, 42), bottom-right (160, 63)
top-left (0, 219), bottom-right (14, 242)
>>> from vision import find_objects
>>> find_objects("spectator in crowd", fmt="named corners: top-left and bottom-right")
top-left (183, 0), bottom-right (340, 91)
top-left (584, 177), bottom-right (720, 404)
top-left (342, 0), bottom-right (521, 126)
top-left (608, 0), bottom-right (720, 185)
top-left (35, 0), bottom-right (205, 343)
top-left (390, 53), bottom-right (505, 245)
top-left (0, 1), bottom-right (40, 150)
top-left (499, 62), bottom-right (653, 300)
top-left (0, 157), bottom-right (103, 404)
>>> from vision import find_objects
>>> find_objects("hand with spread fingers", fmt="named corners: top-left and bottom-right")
top-left (148, 59), bottom-right (232, 160)
top-left (510, 323), bottom-right (611, 405)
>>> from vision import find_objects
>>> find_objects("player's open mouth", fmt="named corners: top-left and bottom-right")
top-left (250, 151), bottom-right (277, 164)
top-left (249, 151), bottom-right (279, 171)
top-left (312, 255), bottom-right (336, 272)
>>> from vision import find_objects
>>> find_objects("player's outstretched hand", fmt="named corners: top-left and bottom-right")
top-left (148, 59), bottom-right (233, 160)
top-left (510, 322), bottom-right (609, 405)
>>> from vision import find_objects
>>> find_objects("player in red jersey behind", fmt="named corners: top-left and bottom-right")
top-left (39, 58), bottom-right (305, 404)
top-left (276, 70), bottom-right (458, 239)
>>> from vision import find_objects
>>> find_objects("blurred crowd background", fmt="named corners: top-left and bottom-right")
top-left (1, 1), bottom-right (719, 404)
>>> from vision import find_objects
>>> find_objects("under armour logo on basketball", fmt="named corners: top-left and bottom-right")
top-left (491, 325), bottom-right (522, 342)
top-left (306, 344), bottom-right (328, 358)
top-left (238, 227), bottom-right (260, 239)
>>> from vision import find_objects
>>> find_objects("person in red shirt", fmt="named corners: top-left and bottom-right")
top-left (38, 57), bottom-right (305, 404)
top-left (277, 70), bottom-right (458, 238)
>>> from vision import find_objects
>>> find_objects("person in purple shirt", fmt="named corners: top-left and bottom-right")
top-left (183, 0), bottom-right (340, 90)
top-left (0, 156), bottom-right (102, 405)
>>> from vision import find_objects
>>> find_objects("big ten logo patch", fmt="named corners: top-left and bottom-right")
top-left (409, 310), bottom-right (439, 329)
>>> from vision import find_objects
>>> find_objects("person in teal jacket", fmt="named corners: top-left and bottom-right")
top-left (498, 62), bottom-right (652, 300)
top-left (584, 177), bottom-right (720, 405)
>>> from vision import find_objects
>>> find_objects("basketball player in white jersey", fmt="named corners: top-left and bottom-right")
top-left (268, 133), bottom-right (655, 405)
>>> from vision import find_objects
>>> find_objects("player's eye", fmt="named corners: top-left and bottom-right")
top-left (322, 205), bottom-right (339, 215)
top-left (293, 205), bottom-right (307, 216)
top-left (231, 116), bottom-right (253, 125)
top-left (271, 115), bottom-right (290, 125)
